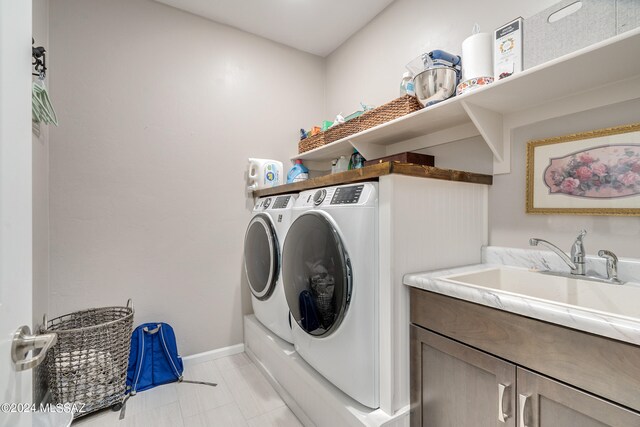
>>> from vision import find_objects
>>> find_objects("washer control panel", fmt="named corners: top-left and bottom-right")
top-left (272, 195), bottom-right (291, 209)
top-left (330, 185), bottom-right (364, 205)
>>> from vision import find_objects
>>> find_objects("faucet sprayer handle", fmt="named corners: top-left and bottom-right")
top-left (598, 250), bottom-right (620, 283)
top-left (598, 249), bottom-right (617, 261)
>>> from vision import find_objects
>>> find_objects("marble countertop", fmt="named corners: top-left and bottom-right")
top-left (404, 247), bottom-right (640, 346)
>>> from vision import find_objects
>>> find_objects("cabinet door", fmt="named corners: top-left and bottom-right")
top-left (517, 368), bottom-right (640, 427)
top-left (410, 325), bottom-right (516, 427)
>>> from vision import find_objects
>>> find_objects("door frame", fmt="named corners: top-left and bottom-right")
top-left (0, 0), bottom-right (36, 416)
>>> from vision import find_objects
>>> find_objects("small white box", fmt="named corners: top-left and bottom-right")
top-left (494, 17), bottom-right (523, 80)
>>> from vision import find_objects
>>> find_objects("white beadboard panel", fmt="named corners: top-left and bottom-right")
top-left (377, 176), bottom-right (394, 416)
top-left (378, 174), bottom-right (488, 413)
top-left (391, 175), bottom-right (488, 270)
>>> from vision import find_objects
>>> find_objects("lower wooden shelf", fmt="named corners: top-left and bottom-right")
top-left (251, 161), bottom-right (492, 198)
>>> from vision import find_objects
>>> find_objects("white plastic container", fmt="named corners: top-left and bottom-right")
top-left (399, 71), bottom-right (416, 97)
top-left (247, 158), bottom-right (283, 192)
top-left (334, 155), bottom-right (350, 173)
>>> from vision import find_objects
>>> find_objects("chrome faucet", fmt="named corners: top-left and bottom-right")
top-left (529, 230), bottom-right (587, 276)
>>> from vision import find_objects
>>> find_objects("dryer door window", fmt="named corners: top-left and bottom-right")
top-left (244, 214), bottom-right (279, 300)
top-left (282, 212), bottom-right (352, 337)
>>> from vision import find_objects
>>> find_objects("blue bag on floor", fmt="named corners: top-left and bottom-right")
top-left (126, 322), bottom-right (184, 394)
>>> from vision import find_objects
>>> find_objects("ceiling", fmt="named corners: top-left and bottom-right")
top-left (154, 0), bottom-right (395, 57)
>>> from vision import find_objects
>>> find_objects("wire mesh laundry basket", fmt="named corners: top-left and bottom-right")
top-left (41, 300), bottom-right (134, 418)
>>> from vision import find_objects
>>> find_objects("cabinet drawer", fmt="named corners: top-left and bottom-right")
top-left (410, 288), bottom-right (640, 412)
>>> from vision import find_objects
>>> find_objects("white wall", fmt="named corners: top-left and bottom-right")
top-left (48, 0), bottom-right (325, 355)
top-left (326, 0), bottom-right (640, 260)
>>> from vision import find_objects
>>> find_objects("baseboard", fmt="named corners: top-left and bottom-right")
top-left (182, 343), bottom-right (245, 365)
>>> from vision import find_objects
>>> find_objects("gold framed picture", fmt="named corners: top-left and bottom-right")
top-left (526, 123), bottom-right (640, 216)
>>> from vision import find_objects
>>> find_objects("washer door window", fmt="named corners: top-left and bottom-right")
top-left (283, 212), bottom-right (351, 337)
top-left (244, 214), bottom-right (279, 300)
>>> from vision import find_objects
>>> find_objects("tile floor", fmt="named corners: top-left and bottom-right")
top-left (72, 352), bottom-right (303, 427)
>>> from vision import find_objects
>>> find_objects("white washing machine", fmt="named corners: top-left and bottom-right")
top-left (244, 194), bottom-right (297, 344)
top-left (282, 182), bottom-right (379, 408)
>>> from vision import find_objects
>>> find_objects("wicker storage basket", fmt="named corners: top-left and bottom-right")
top-left (324, 118), bottom-right (362, 144)
top-left (357, 95), bottom-right (422, 134)
top-left (298, 132), bottom-right (327, 154)
top-left (41, 301), bottom-right (134, 418)
top-left (297, 96), bottom-right (422, 155)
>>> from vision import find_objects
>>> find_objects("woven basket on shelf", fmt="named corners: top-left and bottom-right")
top-left (41, 302), bottom-right (134, 418)
top-left (297, 95), bottom-right (422, 155)
top-left (298, 132), bottom-right (327, 154)
top-left (357, 95), bottom-right (422, 134)
top-left (324, 119), bottom-right (362, 144)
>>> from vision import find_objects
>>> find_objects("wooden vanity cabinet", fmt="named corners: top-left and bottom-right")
top-left (410, 288), bottom-right (640, 427)
top-left (411, 325), bottom-right (516, 427)
top-left (517, 368), bottom-right (640, 427)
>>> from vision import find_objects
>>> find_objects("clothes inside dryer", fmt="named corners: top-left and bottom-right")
top-left (283, 212), bottom-right (351, 337)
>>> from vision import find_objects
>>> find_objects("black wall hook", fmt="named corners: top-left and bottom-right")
top-left (32, 38), bottom-right (47, 78)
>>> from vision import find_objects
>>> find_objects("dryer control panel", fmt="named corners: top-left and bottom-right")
top-left (294, 182), bottom-right (377, 208)
top-left (330, 185), bottom-right (364, 205)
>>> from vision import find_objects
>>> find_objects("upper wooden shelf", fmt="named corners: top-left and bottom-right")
top-left (292, 28), bottom-right (640, 175)
top-left (251, 162), bottom-right (492, 198)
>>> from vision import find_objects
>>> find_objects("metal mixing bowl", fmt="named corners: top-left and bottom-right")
top-left (413, 67), bottom-right (458, 107)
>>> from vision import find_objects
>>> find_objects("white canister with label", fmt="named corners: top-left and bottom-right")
top-left (247, 158), bottom-right (283, 192)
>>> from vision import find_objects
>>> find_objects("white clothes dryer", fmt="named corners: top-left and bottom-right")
top-left (244, 194), bottom-right (297, 344)
top-left (282, 182), bottom-right (379, 408)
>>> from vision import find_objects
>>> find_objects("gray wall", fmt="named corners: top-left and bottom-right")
top-left (491, 98), bottom-right (640, 258)
top-left (324, 0), bottom-right (558, 116)
top-left (46, 0), bottom-right (640, 358)
top-left (324, 0), bottom-right (640, 258)
top-left (48, 0), bottom-right (325, 355)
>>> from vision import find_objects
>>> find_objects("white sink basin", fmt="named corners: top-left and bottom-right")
top-left (443, 266), bottom-right (640, 321)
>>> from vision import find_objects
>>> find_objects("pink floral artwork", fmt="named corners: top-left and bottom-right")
top-left (543, 145), bottom-right (640, 198)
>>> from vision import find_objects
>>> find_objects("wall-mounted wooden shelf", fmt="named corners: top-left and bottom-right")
top-left (251, 162), bottom-right (492, 198)
top-left (292, 28), bottom-right (640, 175)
